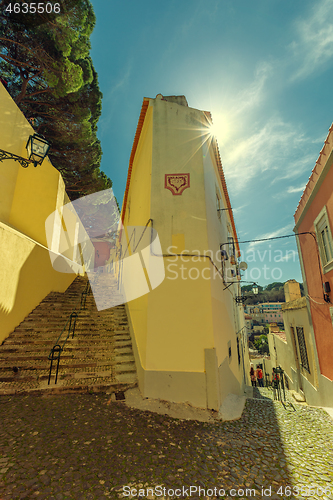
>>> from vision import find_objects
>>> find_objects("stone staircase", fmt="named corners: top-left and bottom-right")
top-left (0, 274), bottom-right (137, 395)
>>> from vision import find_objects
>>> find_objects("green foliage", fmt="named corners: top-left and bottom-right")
top-left (242, 282), bottom-right (304, 303)
top-left (242, 282), bottom-right (290, 305)
top-left (265, 282), bottom-right (285, 292)
top-left (0, 0), bottom-right (111, 199)
top-left (241, 284), bottom-right (264, 293)
top-left (254, 335), bottom-right (269, 355)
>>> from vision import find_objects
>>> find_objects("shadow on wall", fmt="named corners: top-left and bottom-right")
top-left (218, 355), bottom-right (244, 403)
top-left (0, 232), bottom-right (75, 344)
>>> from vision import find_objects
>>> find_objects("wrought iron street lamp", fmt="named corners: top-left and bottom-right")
top-left (235, 283), bottom-right (259, 304)
top-left (0, 134), bottom-right (51, 168)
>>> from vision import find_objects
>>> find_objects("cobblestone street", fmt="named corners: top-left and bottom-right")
top-left (0, 388), bottom-right (332, 500)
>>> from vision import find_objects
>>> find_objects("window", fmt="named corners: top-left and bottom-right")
top-left (296, 327), bottom-right (310, 373)
top-left (228, 340), bottom-right (232, 362)
top-left (237, 337), bottom-right (241, 365)
top-left (314, 206), bottom-right (333, 269)
top-left (216, 186), bottom-right (222, 220)
top-left (228, 236), bottom-right (235, 261)
top-left (216, 194), bottom-right (221, 219)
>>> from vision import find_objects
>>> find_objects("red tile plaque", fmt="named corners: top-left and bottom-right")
top-left (165, 173), bottom-right (190, 195)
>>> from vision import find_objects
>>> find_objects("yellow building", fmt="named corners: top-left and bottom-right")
top-left (121, 94), bottom-right (250, 409)
top-left (0, 82), bottom-right (82, 343)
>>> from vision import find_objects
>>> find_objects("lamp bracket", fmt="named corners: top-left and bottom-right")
top-left (0, 149), bottom-right (32, 168)
top-left (235, 296), bottom-right (247, 304)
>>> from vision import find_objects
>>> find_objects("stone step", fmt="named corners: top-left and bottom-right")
top-left (0, 355), bottom-right (135, 369)
top-left (0, 354), bottom-right (133, 365)
top-left (3, 334), bottom-right (131, 343)
top-left (0, 362), bottom-right (136, 383)
top-left (13, 325), bottom-right (129, 332)
top-left (0, 340), bottom-right (133, 351)
top-left (22, 312), bottom-right (127, 319)
top-left (0, 354), bottom-right (134, 367)
top-left (0, 380), bottom-right (136, 396)
top-left (0, 356), bottom-right (135, 373)
top-left (16, 313), bottom-right (128, 320)
top-left (0, 274), bottom-right (137, 396)
top-left (3, 336), bottom-right (131, 346)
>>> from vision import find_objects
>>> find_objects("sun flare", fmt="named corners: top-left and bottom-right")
top-left (209, 112), bottom-right (232, 146)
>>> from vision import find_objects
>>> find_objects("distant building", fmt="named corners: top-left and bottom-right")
top-left (244, 314), bottom-right (253, 334)
top-left (245, 302), bottom-right (283, 324)
top-left (261, 302), bottom-right (283, 323)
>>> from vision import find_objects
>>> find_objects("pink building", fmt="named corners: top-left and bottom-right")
top-left (293, 122), bottom-right (333, 405)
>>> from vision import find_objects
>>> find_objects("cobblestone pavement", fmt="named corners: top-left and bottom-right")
top-left (0, 388), bottom-right (332, 500)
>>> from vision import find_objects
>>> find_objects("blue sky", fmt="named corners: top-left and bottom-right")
top-left (89, 0), bottom-right (333, 287)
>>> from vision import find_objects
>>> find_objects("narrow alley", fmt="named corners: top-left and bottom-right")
top-left (0, 387), bottom-right (332, 500)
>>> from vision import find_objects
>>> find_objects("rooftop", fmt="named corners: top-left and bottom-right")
top-left (294, 123), bottom-right (333, 223)
top-left (274, 331), bottom-right (287, 343)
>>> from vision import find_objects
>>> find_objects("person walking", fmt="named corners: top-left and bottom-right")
top-left (256, 365), bottom-right (264, 387)
top-left (272, 370), bottom-right (280, 388)
top-left (250, 365), bottom-right (257, 387)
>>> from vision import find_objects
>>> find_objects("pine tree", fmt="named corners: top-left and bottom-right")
top-left (0, 0), bottom-right (111, 199)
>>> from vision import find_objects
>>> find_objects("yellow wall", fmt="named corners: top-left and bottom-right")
top-left (145, 258), bottom-right (214, 371)
top-left (0, 84), bottom-right (29, 224)
top-left (121, 105), bottom-right (153, 368)
top-left (0, 223), bottom-right (75, 344)
top-left (9, 157), bottom-right (60, 247)
top-left (202, 140), bottom-right (247, 392)
top-left (123, 96), bottom-right (247, 407)
top-left (0, 82), bottom-right (78, 342)
top-left (147, 99), bottom-right (215, 374)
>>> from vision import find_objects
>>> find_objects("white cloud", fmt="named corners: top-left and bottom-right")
top-left (211, 62), bottom-right (272, 146)
top-left (222, 117), bottom-right (311, 192)
top-left (99, 63), bottom-right (132, 134)
top-left (104, 64), bottom-right (132, 102)
top-left (270, 155), bottom-right (315, 184)
top-left (230, 62), bottom-right (272, 117)
top-left (280, 250), bottom-right (298, 262)
top-left (289, 0), bottom-right (333, 80)
top-left (287, 184), bottom-right (306, 194)
top-left (232, 204), bottom-right (249, 216)
top-left (246, 224), bottom-right (294, 252)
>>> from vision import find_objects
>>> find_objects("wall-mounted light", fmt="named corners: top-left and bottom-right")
top-left (0, 134), bottom-right (51, 168)
top-left (26, 134), bottom-right (51, 167)
top-left (235, 283), bottom-right (259, 304)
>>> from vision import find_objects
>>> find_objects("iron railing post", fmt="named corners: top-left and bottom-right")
top-left (48, 279), bottom-right (91, 385)
top-left (48, 344), bottom-right (62, 385)
top-left (69, 312), bottom-right (78, 339)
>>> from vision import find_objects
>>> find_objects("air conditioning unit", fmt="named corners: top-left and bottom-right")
top-left (220, 249), bottom-right (229, 261)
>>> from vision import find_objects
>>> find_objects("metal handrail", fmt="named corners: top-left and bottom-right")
top-left (272, 366), bottom-right (295, 410)
top-left (48, 279), bottom-right (91, 385)
top-left (121, 219), bottom-right (153, 259)
top-left (116, 219), bottom-right (153, 290)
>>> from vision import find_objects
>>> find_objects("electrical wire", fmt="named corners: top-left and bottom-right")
top-left (306, 295), bottom-right (330, 306)
top-left (236, 231), bottom-right (315, 245)
top-left (236, 231), bottom-right (326, 303)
